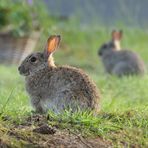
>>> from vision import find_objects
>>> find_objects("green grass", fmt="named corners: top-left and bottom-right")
top-left (0, 25), bottom-right (148, 147)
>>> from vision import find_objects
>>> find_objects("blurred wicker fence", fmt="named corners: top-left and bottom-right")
top-left (0, 32), bottom-right (40, 65)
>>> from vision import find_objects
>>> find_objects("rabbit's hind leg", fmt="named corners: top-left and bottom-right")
top-left (112, 62), bottom-right (134, 77)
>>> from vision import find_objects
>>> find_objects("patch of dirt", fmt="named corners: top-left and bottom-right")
top-left (0, 114), bottom-right (112, 148)
top-left (33, 124), bottom-right (56, 134)
top-left (36, 130), bottom-right (111, 148)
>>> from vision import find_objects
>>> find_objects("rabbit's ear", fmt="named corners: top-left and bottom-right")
top-left (111, 30), bottom-right (123, 41)
top-left (44, 35), bottom-right (61, 58)
top-left (118, 30), bottom-right (123, 40)
top-left (47, 35), bottom-right (61, 54)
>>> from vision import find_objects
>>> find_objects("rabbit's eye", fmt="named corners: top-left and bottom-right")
top-left (30, 57), bottom-right (37, 63)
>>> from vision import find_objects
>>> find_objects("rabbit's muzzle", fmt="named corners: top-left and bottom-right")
top-left (98, 49), bottom-right (102, 56)
top-left (18, 65), bottom-right (29, 76)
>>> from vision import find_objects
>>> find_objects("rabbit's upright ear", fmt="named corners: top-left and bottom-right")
top-left (111, 30), bottom-right (123, 41)
top-left (111, 30), bottom-right (123, 50)
top-left (118, 30), bottom-right (123, 40)
top-left (44, 35), bottom-right (61, 58)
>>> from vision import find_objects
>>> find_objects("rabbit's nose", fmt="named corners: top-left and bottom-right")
top-left (98, 50), bottom-right (102, 56)
top-left (18, 65), bottom-right (25, 72)
top-left (18, 66), bottom-right (21, 71)
top-left (99, 52), bottom-right (102, 56)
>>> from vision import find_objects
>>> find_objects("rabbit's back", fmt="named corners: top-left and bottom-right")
top-left (26, 65), bottom-right (100, 113)
top-left (102, 50), bottom-right (145, 76)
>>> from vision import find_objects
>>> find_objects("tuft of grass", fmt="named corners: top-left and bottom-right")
top-left (46, 109), bottom-right (148, 146)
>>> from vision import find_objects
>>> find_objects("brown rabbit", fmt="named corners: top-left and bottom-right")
top-left (18, 35), bottom-right (100, 114)
top-left (98, 30), bottom-right (146, 76)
